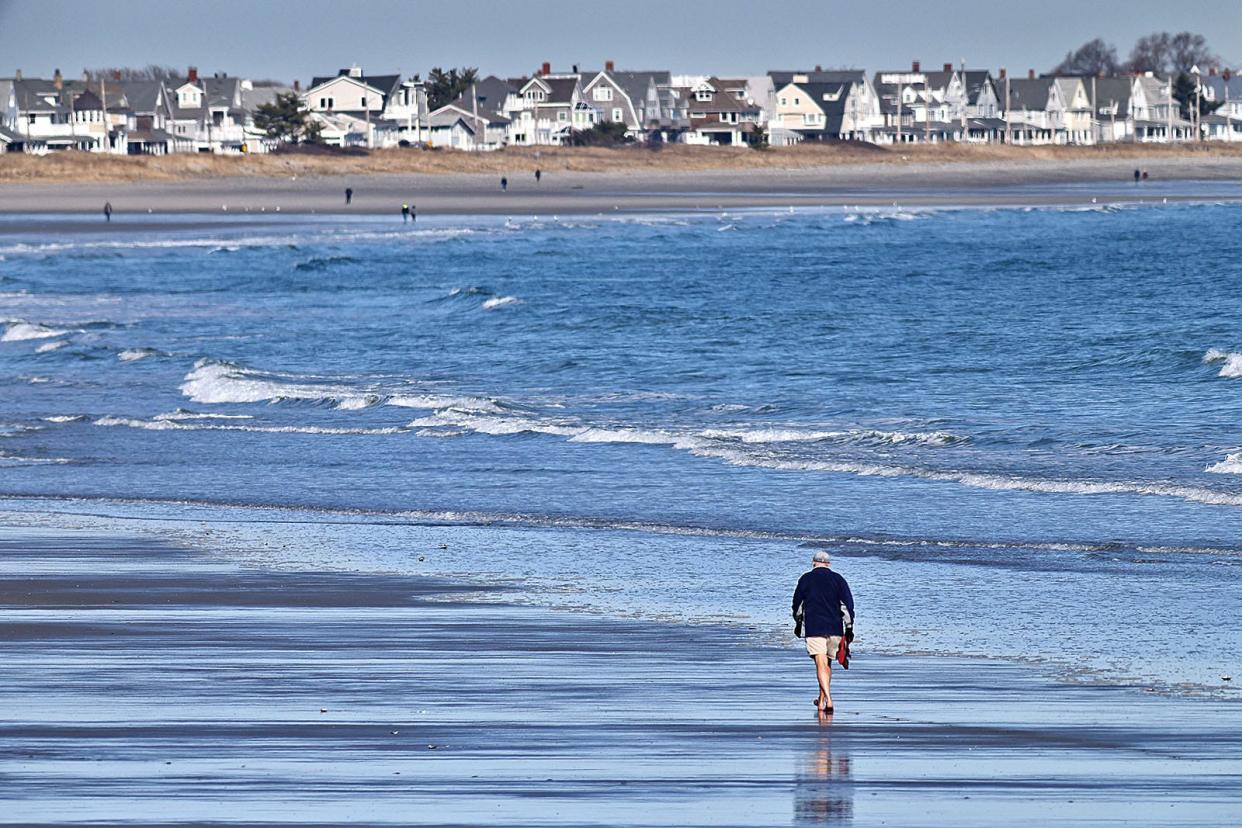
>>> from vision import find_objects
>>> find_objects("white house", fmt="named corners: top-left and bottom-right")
top-left (303, 66), bottom-right (421, 147)
top-left (504, 68), bottom-right (584, 145)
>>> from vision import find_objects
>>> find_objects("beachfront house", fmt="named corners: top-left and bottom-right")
top-left (997, 73), bottom-right (1065, 145)
top-left (504, 67), bottom-right (585, 146)
top-left (1200, 69), bottom-right (1242, 142)
top-left (873, 62), bottom-right (965, 143)
top-left (580, 63), bottom-right (679, 142)
top-left (1129, 73), bottom-right (1192, 142)
top-left (1052, 77), bottom-right (1096, 144)
top-left (672, 76), bottom-right (763, 146)
top-left (1086, 76), bottom-right (1134, 143)
top-left (9, 71), bottom-right (112, 154)
top-left (303, 66), bottom-right (421, 148)
top-left (770, 70), bottom-right (882, 143)
top-left (427, 75), bottom-right (512, 150)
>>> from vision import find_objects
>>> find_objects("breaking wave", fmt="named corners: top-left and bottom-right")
top-left (2, 322), bottom-right (68, 342)
top-left (1204, 348), bottom-right (1242, 378)
top-left (180, 359), bottom-right (502, 413)
top-left (482, 296), bottom-right (521, 310)
top-left (94, 415), bottom-right (406, 436)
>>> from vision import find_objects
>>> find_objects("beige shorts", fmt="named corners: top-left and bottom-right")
top-left (806, 635), bottom-right (842, 659)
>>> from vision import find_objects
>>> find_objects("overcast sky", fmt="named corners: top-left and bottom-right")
top-left (0, 0), bottom-right (1238, 83)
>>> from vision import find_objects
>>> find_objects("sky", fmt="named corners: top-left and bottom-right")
top-left (0, 0), bottom-right (1239, 84)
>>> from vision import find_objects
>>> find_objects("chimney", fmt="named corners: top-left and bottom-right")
top-left (540, 62), bottom-right (551, 76)
top-left (113, 69), bottom-right (121, 81)
top-left (943, 63), bottom-right (952, 73)
top-left (815, 64), bottom-right (822, 72)
top-left (13, 68), bottom-right (20, 81)
top-left (912, 60), bottom-right (920, 73)
top-left (999, 67), bottom-right (1007, 79)
top-left (81, 69), bottom-right (89, 82)
top-left (188, 66), bottom-right (198, 83)
top-left (605, 60), bottom-right (614, 73)
top-left (572, 63), bottom-right (579, 74)
top-left (53, 68), bottom-right (63, 90)
top-left (1028, 68), bottom-right (1035, 79)
top-left (293, 79), bottom-right (301, 92)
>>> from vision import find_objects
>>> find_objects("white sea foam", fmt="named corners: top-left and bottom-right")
top-left (482, 295), bottom-right (521, 310)
top-left (181, 359), bottom-right (502, 414)
top-left (43, 415), bottom-right (88, 423)
top-left (153, 409), bottom-right (254, 421)
top-left (118, 348), bottom-right (162, 362)
top-left (94, 415), bottom-right (404, 436)
top-left (1206, 453), bottom-right (1242, 475)
top-left (699, 427), bottom-right (959, 446)
top-left (1203, 348), bottom-right (1242, 378)
top-left (2, 322), bottom-right (67, 342)
top-left (36, 340), bottom-right (69, 353)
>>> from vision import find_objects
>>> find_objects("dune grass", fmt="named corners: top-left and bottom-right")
top-left (2, 142), bottom-right (1241, 183)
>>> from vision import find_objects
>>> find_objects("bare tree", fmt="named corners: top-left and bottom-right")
top-left (1169, 32), bottom-right (1218, 73)
top-left (1051, 38), bottom-right (1120, 75)
top-left (1127, 32), bottom-right (1218, 74)
top-left (85, 64), bottom-right (182, 82)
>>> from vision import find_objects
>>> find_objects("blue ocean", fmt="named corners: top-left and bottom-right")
top-left (3, 198), bottom-right (1242, 697)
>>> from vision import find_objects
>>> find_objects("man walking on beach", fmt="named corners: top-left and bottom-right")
top-left (345, 187), bottom-right (353, 205)
top-left (103, 202), bottom-right (113, 222)
top-left (401, 203), bottom-right (410, 223)
top-left (792, 550), bottom-right (854, 714)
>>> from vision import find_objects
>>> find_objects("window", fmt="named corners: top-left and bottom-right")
top-left (793, 97), bottom-right (800, 105)
top-left (779, 97), bottom-right (787, 106)
top-left (612, 107), bottom-right (623, 122)
top-left (558, 111), bottom-right (568, 122)
top-left (320, 97), bottom-right (334, 109)
top-left (360, 96), bottom-right (368, 108)
top-left (594, 86), bottom-right (613, 101)
top-left (695, 89), bottom-right (711, 102)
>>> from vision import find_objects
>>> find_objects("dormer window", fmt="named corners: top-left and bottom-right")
top-left (594, 86), bottom-right (613, 101)
top-left (695, 89), bottom-right (712, 102)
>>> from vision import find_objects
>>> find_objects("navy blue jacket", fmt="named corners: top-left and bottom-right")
top-left (792, 567), bottom-right (855, 637)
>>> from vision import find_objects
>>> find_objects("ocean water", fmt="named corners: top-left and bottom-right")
top-left (3, 201), bottom-right (1242, 697)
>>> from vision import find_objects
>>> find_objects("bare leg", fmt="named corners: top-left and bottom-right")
top-left (814, 653), bottom-right (833, 711)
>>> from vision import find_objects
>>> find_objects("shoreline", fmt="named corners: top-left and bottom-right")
top-left (2, 156), bottom-right (1242, 219)
top-left (2, 524), bottom-right (1242, 825)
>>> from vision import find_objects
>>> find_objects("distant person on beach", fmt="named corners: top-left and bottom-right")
top-left (535, 168), bottom-right (542, 184)
top-left (792, 550), bottom-right (854, 714)
top-left (1134, 169), bottom-right (1141, 184)
top-left (401, 203), bottom-right (410, 223)
top-left (103, 202), bottom-right (112, 222)
top-left (1142, 170), bottom-right (1149, 181)
top-left (501, 176), bottom-right (508, 192)
top-left (345, 187), bottom-right (353, 205)
top-left (410, 204), bottom-right (417, 224)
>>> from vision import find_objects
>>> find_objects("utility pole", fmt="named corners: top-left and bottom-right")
top-left (1226, 70), bottom-right (1234, 143)
top-left (1166, 75), bottom-right (1174, 143)
top-left (1192, 65), bottom-right (1202, 142)
top-left (998, 71), bottom-right (1008, 145)
top-left (896, 81), bottom-right (902, 144)
top-left (472, 81), bottom-right (481, 151)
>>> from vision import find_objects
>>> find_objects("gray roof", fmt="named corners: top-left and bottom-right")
top-left (770, 70), bottom-right (867, 87)
top-left (0, 124), bottom-right (19, 142)
top-left (961, 70), bottom-right (996, 103)
top-left (1089, 77), bottom-right (1132, 116)
top-left (542, 75), bottom-right (580, 104)
top-left (309, 71), bottom-right (403, 100)
top-left (241, 84), bottom-right (290, 112)
top-left (609, 70), bottom-right (670, 107)
top-left (1003, 78), bottom-right (1052, 111)
top-left (463, 75), bottom-right (515, 118)
top-left (117, 80), bottom-right (167, 115)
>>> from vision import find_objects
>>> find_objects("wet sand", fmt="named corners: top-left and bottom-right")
top-left (1, 526), bottom-right (1240, 826)
top-left (2, 155), bottom-right (1242, 222)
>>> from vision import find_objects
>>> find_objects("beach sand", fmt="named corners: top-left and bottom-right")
top-left (2, 526), bottom-right (1240, 826)
top-left (2, 155), bottom-right (1242, 222)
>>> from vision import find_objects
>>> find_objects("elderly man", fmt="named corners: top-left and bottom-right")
top-left (792, 550), bottom-right (855, 713)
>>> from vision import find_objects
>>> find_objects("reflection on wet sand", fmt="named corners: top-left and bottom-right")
top-left (794, 712), bottom-right (853, 822)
